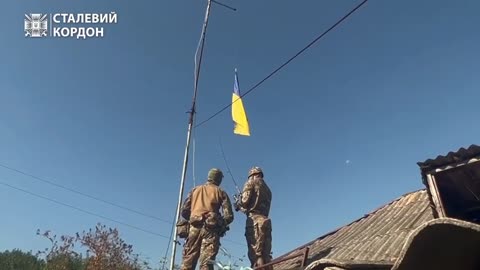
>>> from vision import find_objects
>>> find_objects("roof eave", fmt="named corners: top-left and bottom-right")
top-left (305, 258), bottom-right (392, 270)
top-left (417, 144), bottom-right (480, 178)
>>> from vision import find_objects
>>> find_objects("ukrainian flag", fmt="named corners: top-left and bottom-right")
top-left (232, 69), bottom-right (250, 136)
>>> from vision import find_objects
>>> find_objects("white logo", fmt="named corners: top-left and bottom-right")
top-left (24, 12), bottom-right (117, 39)
top-left (24, 14), bottom-right (48, 37)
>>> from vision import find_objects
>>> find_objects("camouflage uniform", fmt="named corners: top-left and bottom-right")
top-left (180, 168), bottom-right (234, 270)
top-left (235, 167), bottom-right (273, 270)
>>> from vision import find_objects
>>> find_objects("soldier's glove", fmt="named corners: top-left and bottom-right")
top-left (233, 193), bottom-right (242, 212)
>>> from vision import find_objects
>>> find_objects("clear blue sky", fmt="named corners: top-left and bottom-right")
top-left (1, 0), bottom-right (479, 268)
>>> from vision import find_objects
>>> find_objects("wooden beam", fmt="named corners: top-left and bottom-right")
top-left (254, 247), bottom-right (309, 270)
top-left (426, 174), bottom-right (446, 217)
top-left (301, 247), bottom-right (310, 267)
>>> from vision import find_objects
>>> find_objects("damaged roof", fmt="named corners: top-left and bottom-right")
top-left (273, 190), bottom-right (435, 270)
top-left (417, 144), bottom-right (480, 175)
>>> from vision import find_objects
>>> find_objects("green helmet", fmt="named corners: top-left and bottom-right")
top-left (248, 166), bottom-right (263, 178)
top-left (207, 168), bottom-right (224, 185)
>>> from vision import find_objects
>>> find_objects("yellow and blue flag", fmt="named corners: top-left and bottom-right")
top-left (232, 69), bottom-right (250, 136)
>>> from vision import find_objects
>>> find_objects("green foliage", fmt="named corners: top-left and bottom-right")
top-left (43, 253), bottom-right (85, 270)
top-left (0, 249), bottom-right (45, 270)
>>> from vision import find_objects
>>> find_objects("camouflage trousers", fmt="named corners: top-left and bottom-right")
top-left (245, 214), bottom-right (272, 270)
top-left (180, 225), bottom-right (220, 270)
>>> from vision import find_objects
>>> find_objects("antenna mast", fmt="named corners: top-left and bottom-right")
top-left (169, 0), bottom-right (213, 269)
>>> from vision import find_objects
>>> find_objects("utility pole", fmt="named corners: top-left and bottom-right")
top-left (169, 0), bottom-right (213, 269)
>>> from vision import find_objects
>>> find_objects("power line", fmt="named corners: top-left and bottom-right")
top-left (0, 162), bottom-right (172, 224)
top-left (0, 180), bottom-right (247, 268)
top-left (0, 180), bottom-right (170, 239)
top-left (161, 222), bottom-right (175, 270)
top-left (224, 240), bottom-right (243, 247)
top-left (0, 162), bottom-right (246, 247)
top-left (195, 0), bottom-right (369, 128)
top-left (0, 179), bottom-right (246, 269)
top-left (211, 0), bottom-right (237, 12)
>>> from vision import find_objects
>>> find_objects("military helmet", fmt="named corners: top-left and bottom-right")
top-left (207, 168), bottom-right (224, 185)
top-left (248, 166), bottom-right (263, 178)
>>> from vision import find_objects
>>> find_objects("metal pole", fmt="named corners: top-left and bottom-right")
top-left (169, 1), bottom-right (212, 269)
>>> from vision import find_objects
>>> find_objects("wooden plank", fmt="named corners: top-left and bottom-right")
top-left (426, 174), bottom-right (446, 217)
top-left (255, 247), bottom-right (308, 270)
top-left (301, 247), bottom-right (309, 267)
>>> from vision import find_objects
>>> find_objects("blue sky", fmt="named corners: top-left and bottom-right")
top-left (1, 0), bottom-right (479, 268)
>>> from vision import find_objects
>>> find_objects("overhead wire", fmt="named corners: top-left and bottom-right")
top-left (0, 2), bottom-right (372, 267)
top-left (195, 0), bottom-right (369, 128)
top-left (0, 0), bottom-right (370, 257)
top-left (160, 219), bottom-right (176, 270)
top-left (0, 180), bottom-right (170, 239)
top-left (0, 178), bottom-right (245, 267)
top-left (0, 163), bottom-right (172, 224)
top-left (0, 163), bottom-right (246, 246)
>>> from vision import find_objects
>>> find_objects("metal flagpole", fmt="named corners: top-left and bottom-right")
top-left (169, 0), bottom-right (213, 269)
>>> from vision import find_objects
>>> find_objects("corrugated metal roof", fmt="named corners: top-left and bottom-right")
top-left (416, 144), bottom-right (480, 175)
top-left (273, 190), bottom-right (435, 270)
top-left (391, 218), bottom-right (480, 270)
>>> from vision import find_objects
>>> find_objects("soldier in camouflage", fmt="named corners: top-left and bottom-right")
top-left (235, 166), bottom-right (273, 270)
top-left (179, 168), bottom-right (234, 270)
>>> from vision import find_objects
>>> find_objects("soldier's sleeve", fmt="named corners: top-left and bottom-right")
top-left (181, 189), bottom-right (194, 220)
top-left (221, 190), bottom-right (234, 225)
top-left (239, 179), bottom-right (254, 213)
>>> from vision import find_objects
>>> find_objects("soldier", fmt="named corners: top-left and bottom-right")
top-left (234, 166), bottom-right (273, 270)
top-left (179, 168), bottom-right (234, 270)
